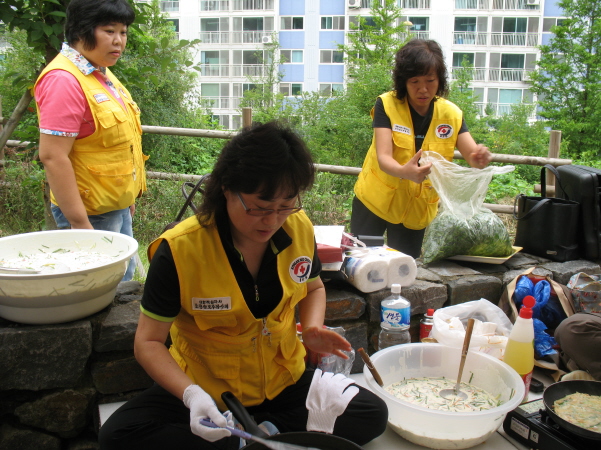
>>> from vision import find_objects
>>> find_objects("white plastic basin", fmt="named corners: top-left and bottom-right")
top-left (0, 230), bottom-right (138, 324)
top-left (364, 343), bottom-right (524, 449)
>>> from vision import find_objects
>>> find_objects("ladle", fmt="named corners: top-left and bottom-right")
top-left (440, 317), bottom-right (475, 400)
top-left (200, 419), bottom-right (320, 450)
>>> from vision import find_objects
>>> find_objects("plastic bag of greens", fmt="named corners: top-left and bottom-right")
top-left (421, 151), bottom-right (515, 264)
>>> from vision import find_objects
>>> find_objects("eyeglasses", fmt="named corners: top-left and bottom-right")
top-left (236, 192), bottom-right (303, 216)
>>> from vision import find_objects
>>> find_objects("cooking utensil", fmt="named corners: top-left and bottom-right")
top-left (221, 391), bottom-right (364, 450)
top-left (0, 266), bottom-right (40, 274)
top-left (200, 419), bottom-right (319, 450)
top-left (543, 379), bottom-right (601, 441)
top-left (440, 317), bottom-right (475, 400)
top-left (357, 347), bottom-right (383, 387)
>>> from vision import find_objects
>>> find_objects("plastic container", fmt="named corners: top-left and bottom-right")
top-left (379, 284), bottom-right (411, 349)
top-left (0, 230), bottom-right (138, 324)
top-left (363, 343), bottom-right (525, 449)
top-left (420, 308), bottom-right (435, 341)
top-left (503, 295), bottom-right (536, 401)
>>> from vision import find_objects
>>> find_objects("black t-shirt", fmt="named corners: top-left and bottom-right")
top-left (141, 209), bottom-right (322, 320)
top-left (372, 97), bottom-right (468, 150)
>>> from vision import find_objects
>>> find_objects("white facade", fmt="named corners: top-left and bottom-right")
top-left (149, 0), bottom-right (565, 129)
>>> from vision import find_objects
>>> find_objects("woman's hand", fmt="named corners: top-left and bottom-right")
top-left (467, 144), bottom-right (492, 169)
top-left (398, 149), bottom-right (432, 183)
top-left (302, 326), bottom-right (352, 359)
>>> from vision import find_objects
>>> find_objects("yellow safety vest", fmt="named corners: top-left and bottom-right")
top-left (148, 212), bottom-right (316, 410)
top-left (354, 92), bottom-right (462, 229)
top-left (34, 54), bottom-right (148, 215)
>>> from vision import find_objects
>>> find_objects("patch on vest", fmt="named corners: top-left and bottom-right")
top-left (289, 256), bottom-right (312, 283)
top-left (93, 93), bottom-right (110, 103)
top-left (119, 87), bottom-right (129, 99)
top-left (435, 124), bottom-right (454, 139)
top-left (393, 124), bottom-right (411, 135)
top-left (191, 297), bottom-right (232, 311)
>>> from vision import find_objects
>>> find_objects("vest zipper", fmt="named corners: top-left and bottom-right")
top-left (131, 145), bottom-right (136, 181)
top-left (251, 336), bottom-right (257, 353)
top-left (261, 318), bottom-right (272, 347)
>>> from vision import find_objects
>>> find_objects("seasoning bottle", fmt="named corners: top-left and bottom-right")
top-left (419, 308), bottom-right (435, 341)
top-left (378, 284), bottom-right (411, 350)
top-left (503, 295), bottom-right (536, 402)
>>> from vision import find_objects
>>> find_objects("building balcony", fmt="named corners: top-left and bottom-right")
top-left (159, 1), bottom-right (179, 13)
top-left (201, 96), bottom-right (243, 110)
top-left (200, 64), bottom-right (266, 77)
top-left (454, 0), bottom-right (539, 10)
top-left (490, 32), bottom-right (538, 46)
top-left (451, 67), bottom-right (533, 82)
top-left (476, 102), bottom-right (535, 117)
top-left (199, 31), bottom-right (274, 44)
top-left (453, 31), bottom-right (539, 46)
top-left (200, 32), bottom-right (230, 44)
top-left (399, 31), bottom-right (431, 40)
top-left (400, 0), bottom-right (431, 9)
top-left (200, 0), bottom-right (230, 11)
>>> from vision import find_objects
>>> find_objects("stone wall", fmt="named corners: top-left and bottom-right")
top-left (1, 254), bottom-right (599, 449)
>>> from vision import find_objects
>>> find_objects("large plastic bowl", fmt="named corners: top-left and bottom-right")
top-left (364, 343), bottom-right (524, 449)
top-left (0, 230), bottom-right (138, 324)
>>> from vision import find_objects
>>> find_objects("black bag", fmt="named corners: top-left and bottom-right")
top-left (162, 174), bottom-right (209, 233)
top-left (513, 165), bottom-right (580, 262)
top-left (555, 165), bottom-right (601, 260)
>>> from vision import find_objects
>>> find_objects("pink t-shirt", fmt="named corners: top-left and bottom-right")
top-left (35, 70), bottom-right (126, 139)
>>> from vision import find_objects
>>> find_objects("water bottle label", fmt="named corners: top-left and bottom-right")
top-left (381, 307), bottom-right (410, 328)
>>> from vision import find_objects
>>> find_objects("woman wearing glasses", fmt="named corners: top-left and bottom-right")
top-left (99, 121), bottom-right (387, 449)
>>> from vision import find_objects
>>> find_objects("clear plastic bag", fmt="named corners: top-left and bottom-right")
top-left (430, 299), bottom-right (513, 359)
top-left (420, 151), bottom-right (515, 264)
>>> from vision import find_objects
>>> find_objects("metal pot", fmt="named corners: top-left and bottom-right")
top-left (543, 379), bottom-right (601, 441)
top-left (221, 391), bottom-right (364, 450)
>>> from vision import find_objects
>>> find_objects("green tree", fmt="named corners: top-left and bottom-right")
top-left (528, 0), bottom-right (601, 159)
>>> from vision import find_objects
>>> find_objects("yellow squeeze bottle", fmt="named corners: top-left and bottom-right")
top-left (503, 295), bottom-right (536, 402)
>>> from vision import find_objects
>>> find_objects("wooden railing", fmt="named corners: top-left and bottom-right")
top-left (1, 108), bottom-right (570, 214)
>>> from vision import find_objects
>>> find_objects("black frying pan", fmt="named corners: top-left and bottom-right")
top-left (542, 380), bottom-right (601, 441)
top-left (221, 391), bottom-right (363, 450)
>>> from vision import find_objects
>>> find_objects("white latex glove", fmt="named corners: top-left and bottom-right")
top-left (306, 369), bottom-right (360, 433)
top-left (183, 384), bottom-right (232, 442)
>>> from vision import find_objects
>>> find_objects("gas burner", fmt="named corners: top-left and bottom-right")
top-left (503, 398), bottom-right (598, 449)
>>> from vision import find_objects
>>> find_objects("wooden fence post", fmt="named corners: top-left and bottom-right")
top-left (242, 107), bottom-right (252, 128)
top-left (0, 96), bottom-right (4, 182)
top-left (547, 130), bottom-right (561, 188)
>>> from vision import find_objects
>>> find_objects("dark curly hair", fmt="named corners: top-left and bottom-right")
top-left (392, 39), bottom-right (448, 101)
top-left (196, 121), bottom-right (315, 226)
top-left (65, 0), bottom-right (135, 51)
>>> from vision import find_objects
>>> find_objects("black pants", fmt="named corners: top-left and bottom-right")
top-left (98, 369), bottom-right (388, 449)
top-left (350, 196), bottom-right (425, 259)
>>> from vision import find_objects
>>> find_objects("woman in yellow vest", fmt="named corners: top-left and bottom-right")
top-left (35, 0), bottom-right (147, 281)
top-left (99, 122), bottom-right (388, 449)
top-left (352, 39), bottom-right (491, 258)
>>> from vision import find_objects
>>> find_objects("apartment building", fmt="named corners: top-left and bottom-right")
top-left (152, 0), bottom-right (565, 129)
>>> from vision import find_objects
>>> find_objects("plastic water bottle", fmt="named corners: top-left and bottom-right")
top-left (503, 295), bottom-right (536, 402)
top-left (378, 284), bottom-right (411, 350)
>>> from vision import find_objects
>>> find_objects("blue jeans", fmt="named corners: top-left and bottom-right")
top-left (51, 204), bottom-right (136, 281)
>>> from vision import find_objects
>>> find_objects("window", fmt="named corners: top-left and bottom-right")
top-left (167, 19), bottom-right (179, 33)
top-left (501, 53), bottom-right (525, 81)
top-left (452, 52), bottom-right (474, 67)
top-left (321, 16), bottom-right (345, 30)
top-left (503, 17), bottom-right (527, 33)
top-left (543, 17), bottom-right (566, 32)
top-left (320, 50), bottom-right (344, 63)
top-left (319, 83), bottom-right (344, 96)
top-left (280, 50), bottom-right (303, 63)
top-left (160, 1), bottom-right (179, 12)
top-left (408, 17), bottom-right (429, 31)
top-left (280, 83), bottom-right (302, 96)
top-left (281, 17), bottom-right (304, 30)
top-left (455, 17), bottom-right (477, 32)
